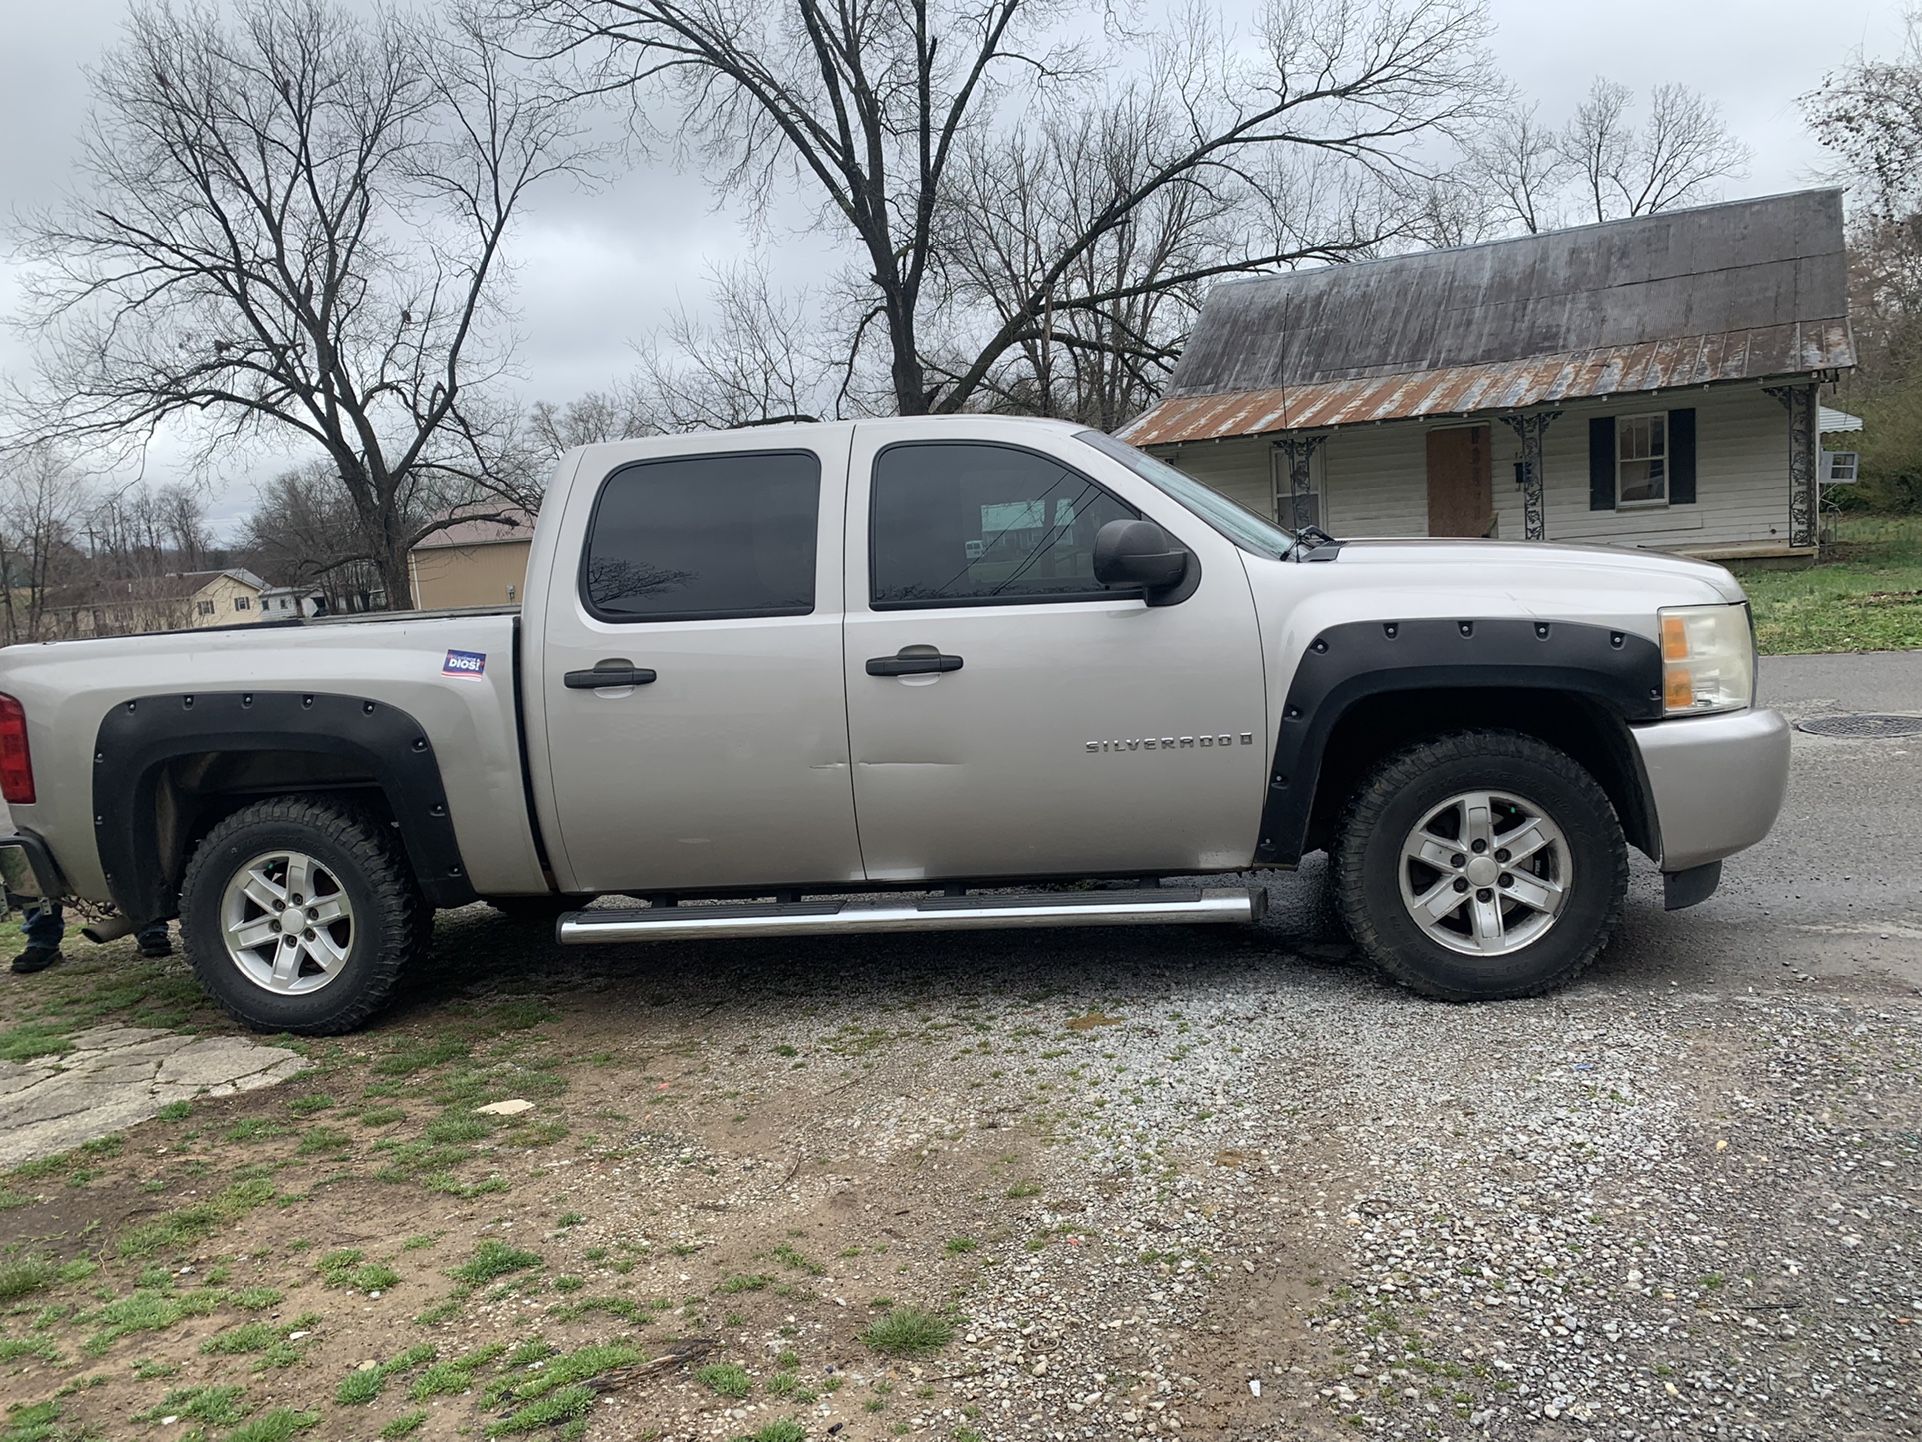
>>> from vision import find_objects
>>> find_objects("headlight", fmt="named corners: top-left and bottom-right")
top-left (1658, 604), bottom-right (1754, 715)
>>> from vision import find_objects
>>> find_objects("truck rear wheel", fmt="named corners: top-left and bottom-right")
top-left (1330, 730), bottom-right (1627, 1000)
top-left (178, 795), bottom-right (427, 1035)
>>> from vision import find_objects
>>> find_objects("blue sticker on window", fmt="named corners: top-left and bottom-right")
top-left (442, 649), bottom-right (487, 679)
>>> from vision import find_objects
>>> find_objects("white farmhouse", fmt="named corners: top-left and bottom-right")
top-left (1121, 189), bottom-right (1855, 560)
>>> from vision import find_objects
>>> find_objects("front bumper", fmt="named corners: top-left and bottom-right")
top-left (1630, 707), bottom-right (1790, 874)
top-left (0, 832), bottom-right (63, 912)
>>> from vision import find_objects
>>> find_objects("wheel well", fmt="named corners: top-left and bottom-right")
top-left (151, 752), bottom-right (400, 913)
top-left (94, 690), bottom-right (476, 924)
top-left (1304, 689), bottom-right (1659, 861)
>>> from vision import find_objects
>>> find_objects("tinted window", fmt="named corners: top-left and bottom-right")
top-left (582, 451), bottom-right (819, 620)
top-left (870, 443), bottom-right (1136, 607)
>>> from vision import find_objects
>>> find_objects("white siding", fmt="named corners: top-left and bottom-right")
top-left (1149, 385), bottom-right (1795, 552)
top-left (1158, 435), bottom-right (1275, 517)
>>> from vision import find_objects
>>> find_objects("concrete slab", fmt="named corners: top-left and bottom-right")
top-left (0, 1026), bottom-right (307, 1167)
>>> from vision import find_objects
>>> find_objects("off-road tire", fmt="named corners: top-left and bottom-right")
top-left (1330, 729), bottom-right (1628, 1001)
top-left (178, 795), bottom-right (427, 1035)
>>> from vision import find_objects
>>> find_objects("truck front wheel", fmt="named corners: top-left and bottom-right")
top-left (1331, 730), bottom-right (1627, 1000)
top-left (178, 795), bottom-right (427, 1035)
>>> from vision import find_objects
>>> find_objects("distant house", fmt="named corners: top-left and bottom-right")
top-left (179, 568), bottom-right (270, 625)
top-left (41, 567), bottom-right (273, 638)
top-left (259, 584), bottom-right (326, 619)
top-left (1120, 189), bottom-right (1857, 559)
top-left (408, 507), bottom-right (535, 610)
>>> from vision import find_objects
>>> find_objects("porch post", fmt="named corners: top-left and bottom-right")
top-left (1765, 383), bottom-right (1820, 552)
top-left (1273, 435), bottom-right (1324, 530)
top-left (1496, 411), bottom-right (1559, 542)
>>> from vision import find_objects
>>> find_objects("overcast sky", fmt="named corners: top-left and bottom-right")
top-left (0, 0), bottom-right (1908, 540)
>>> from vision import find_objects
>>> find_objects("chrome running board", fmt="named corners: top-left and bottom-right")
top-left (556, 886), bottom-right (1264, 945)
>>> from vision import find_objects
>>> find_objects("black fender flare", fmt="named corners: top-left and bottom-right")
top-left (92, 690), bottom-right (477, 923)
top-left (1254, 618), bottom-right (1665, 865)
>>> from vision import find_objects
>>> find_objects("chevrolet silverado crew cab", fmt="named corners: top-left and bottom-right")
top-left (0, 417), bottom-right (1790, 1033)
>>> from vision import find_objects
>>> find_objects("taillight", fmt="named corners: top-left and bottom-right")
top-left (0, 694), bottom-right (35, 805)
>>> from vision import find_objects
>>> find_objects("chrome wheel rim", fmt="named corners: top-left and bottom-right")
top-left (1396, 790), bottom-right (1571, 956)
top-left (219, 850), bottom-right (354, 994)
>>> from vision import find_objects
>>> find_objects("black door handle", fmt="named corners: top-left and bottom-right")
top-left (564, 665), bottom-right (658, 689)
top-left (866, 653), bottom-right (963, 677)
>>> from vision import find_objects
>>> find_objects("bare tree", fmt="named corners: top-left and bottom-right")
top-left (0, 447), bottom-right (97, 643)
top-left (8, 0), bottom-right (590, 609)
top-left (155, 485), bottom-right (214, 572)
top-left (529, 387), bottom-right (659, 455)
top-left (236, 463), bottom-right (401, 611)
top-left (638, 262), bottom-right (836, 428)
top-left (936, 67), bottom-right (1424, 428)
top-left (1805, 9), bottom-right (1922, 221)
top-left (1558, 78), bottom-right (1749, 224)
top-left (516, 0), bottom-right (1496, 416)
top-left (1460, 101), bottom-right (1568, 234)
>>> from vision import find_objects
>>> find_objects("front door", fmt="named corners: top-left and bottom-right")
top-left (534, 436), bottom-right (864, 895)
top-left (841, 426), bottom-right (1270, 882)
top-left (1426, 426), bottom-right (1493, 537)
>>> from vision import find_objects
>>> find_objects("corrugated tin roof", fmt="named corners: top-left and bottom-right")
top-left (1123, 322), bottom-right (1854, 444)
top-left (1121, 189), bottom-right (1856, 445)
top-left (1818, 405), bottom-right (1863, 433)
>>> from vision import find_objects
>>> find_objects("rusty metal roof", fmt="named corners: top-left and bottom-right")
top-left (1120, 189), bottom-right (1855, 446)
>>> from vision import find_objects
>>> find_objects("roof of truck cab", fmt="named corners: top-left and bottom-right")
top-left (568, 413), bottom-right (1090, 461)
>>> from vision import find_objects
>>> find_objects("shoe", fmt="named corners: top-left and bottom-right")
top-left (138, 937), bottom-right (174, 959)
top-left (11, 944), bottom-right (64, 974)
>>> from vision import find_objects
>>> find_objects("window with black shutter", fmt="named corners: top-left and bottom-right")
top-left (1589, 408), bottom-right (1696, 510)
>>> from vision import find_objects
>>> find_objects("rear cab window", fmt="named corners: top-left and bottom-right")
top-left (580, 450), bottom-right (820, 621)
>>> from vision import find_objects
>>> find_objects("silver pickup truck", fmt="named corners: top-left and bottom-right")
top-left (0, 417), bottom-right (1789, 1032)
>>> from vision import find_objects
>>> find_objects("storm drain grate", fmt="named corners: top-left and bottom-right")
top-left (1795, 713), bottom-right (1922, 739)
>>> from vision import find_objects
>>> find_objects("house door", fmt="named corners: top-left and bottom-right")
top-left (1426, 426), bottom-right (1493, 537)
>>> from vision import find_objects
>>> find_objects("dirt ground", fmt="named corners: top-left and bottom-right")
top-left (2, 871), bottom-right (1918, 1442)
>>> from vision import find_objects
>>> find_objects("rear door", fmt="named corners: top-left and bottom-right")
top-left (532, 432), bottom-right (863, 894)
top-left (841, 423), bottom-right (1270, 882)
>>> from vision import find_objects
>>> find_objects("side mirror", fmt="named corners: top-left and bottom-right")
top-left (1093, 518), bottom-right (1190, 599)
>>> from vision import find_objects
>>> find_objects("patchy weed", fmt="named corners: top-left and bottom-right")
top-left (861, 1307), bottom-right (954, 1358)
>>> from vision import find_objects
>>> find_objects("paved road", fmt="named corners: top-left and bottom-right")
top-left (1247, 648), bottom-right (1922, 998)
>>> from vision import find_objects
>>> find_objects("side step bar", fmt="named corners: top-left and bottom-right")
top-left (556, 886), bottom-right (1264, 945)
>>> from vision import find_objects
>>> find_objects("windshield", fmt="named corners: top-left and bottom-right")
top-left (1074, 429), bottom-right (1295, 560)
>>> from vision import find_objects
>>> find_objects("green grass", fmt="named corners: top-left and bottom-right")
top-left (1736, 514), bottom-right (1922, 653)
top-left (2, 1401), bottom-right (64, 1442)
top-left (860, 1306), bottom-right (954, 1358)
top-left (135, 1385), bottom-right (248, 1426)
top-left (317, 1248), bottom-right (400, 1291)
top-left (117, 1178), bottom-right (275, 1259)
top-left (486, 1384), bottom-right (595, 1436)
top-left (409, 1342), bottom-right (506, 1399)
top-left (222, 1409), bottom-right (319, 1442)
top-left (380, 1413), bottom-right (428, 1440)
top-left (737, 1422), bottom-right (808, 1442)
top-left (201, 1321), bottom-right (283, 1355)
top-left (449, 1240), bottom-right (541, 1286)
top-left (84, 1285), bottom-right (225, 1352)
top-left (696, 1361), bottom-right (753, 1398)
top-left (0, 1023), bottom-right (74, 1063)
top-left (338, 1343), bottom-right (437, 1405)
top-left (0, 1257), bottom-right (92, 1303)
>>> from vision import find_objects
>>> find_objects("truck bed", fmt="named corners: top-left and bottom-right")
top-left (0, 608), bottom-right (545, 905)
